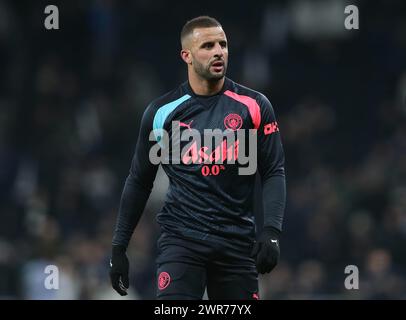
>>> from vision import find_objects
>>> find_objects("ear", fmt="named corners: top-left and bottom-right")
top-left (180, 49), bottom-right (192, 64)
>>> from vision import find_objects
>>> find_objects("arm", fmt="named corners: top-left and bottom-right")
top-left (110, 104), bottom-right (159, 295)
top-left (257, 93), bottom-right (286, 232)
top-left (252, 94), bottom-right (287, 274)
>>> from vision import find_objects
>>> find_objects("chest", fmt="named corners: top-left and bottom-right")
top-left (164, 95), bottom-right (253, 134)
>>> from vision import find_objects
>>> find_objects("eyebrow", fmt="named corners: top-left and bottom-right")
top-left (199, 40), bottom-right (227, 48)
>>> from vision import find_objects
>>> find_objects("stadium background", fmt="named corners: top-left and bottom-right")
top-left (0, 0), bottom-right (405, 299)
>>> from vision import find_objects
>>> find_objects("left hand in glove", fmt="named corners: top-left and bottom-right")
top-left (251, 226), bottom-right (281, 274)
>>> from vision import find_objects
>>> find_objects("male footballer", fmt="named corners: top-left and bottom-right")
top-left (110, 16), bottom-right (286, 300)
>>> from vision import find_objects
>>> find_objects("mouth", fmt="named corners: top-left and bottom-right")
top-left (211, 60), bottom-right (224, 72)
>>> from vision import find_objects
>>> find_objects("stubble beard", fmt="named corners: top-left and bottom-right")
top-left (193, 58), bottom-right (227, 81)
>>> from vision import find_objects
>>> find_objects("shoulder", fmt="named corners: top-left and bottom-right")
top-left (143, 82), bottom-right (190, 118)
top-left (225, 78), bottom-right (271, 108)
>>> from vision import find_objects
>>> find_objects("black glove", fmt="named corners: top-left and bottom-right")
top-left (251, 226), bottom-right (281, 274)
top-left (109, 245), bottom-right (129, 296)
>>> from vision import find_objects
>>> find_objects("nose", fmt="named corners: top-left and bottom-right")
top-left (213, 42), bottom-right (224, 58)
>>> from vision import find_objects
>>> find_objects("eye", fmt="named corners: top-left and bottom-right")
top-left (220, 41), bottom-right (227, 48)
top-left (203, 42), bottom-right (214, 49)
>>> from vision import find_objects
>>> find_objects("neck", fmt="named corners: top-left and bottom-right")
top-left (188, 70), bottom-right (225, 96)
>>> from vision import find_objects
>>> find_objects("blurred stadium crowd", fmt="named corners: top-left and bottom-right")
top-left (0, 0), bottom-right (405, 299)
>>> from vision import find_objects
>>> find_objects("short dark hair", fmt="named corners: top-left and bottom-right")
top-left (181, 16), bottom-right (222, 46)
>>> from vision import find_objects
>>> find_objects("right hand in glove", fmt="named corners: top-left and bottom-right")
top-left (109, 245), bottom-right (129, 296)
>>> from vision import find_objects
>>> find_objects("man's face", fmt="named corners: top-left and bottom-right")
top-left (183, 26), bottom-right (228, 81)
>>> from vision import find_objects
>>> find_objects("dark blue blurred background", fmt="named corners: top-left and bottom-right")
top-left (0, 0), bottom-right (405, 299)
